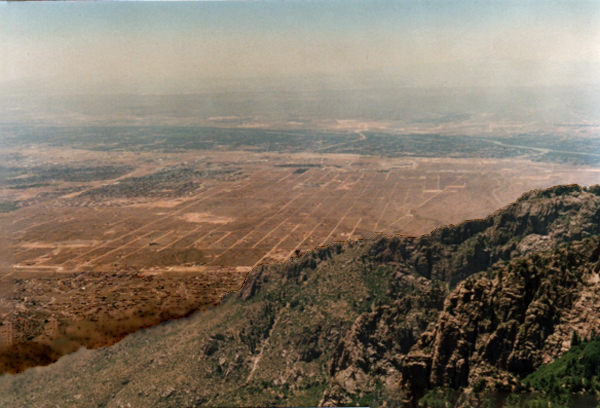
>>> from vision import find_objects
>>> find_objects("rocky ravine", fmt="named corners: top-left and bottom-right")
top-left (0, 185), bottom-right (599, 407)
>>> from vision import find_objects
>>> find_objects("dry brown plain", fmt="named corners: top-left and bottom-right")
top-left (5, 152), bottom-right (600, 273)
top-left (0, 144), bottom-right (599, 372)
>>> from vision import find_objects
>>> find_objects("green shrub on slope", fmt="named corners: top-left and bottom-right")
top-left (524, 337), bottom-right (600, 395)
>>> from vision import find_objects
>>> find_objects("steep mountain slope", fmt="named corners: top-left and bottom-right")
top-left (401, 236), bottom-right (600, 399)
top-left (411, 262), bottom-right (600, 408)
top-left (0, 185), bottom-right (599, 408)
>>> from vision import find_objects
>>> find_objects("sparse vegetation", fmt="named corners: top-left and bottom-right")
top-left (0, 201), bottom-right (19, 213)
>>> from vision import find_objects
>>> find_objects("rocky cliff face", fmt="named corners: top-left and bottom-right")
top-left (402, 237), bottom-right (600, 400)
top-left (319, 185), bottom-right (600, 405)
top-left (0, 185), bottom-right (599, 408)
top-left (321, 280), bottom-right (446, 406)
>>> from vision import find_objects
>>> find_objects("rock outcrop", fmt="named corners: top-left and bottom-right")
top-left (320, 185), bottom-right (600, 404)
top-left (402, 236), bottom-right (600, 400)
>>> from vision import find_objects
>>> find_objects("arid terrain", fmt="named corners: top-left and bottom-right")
top-left (0, 125), bottom-right (599, 373)
top-left (1, 185), bottom-right (599, 408)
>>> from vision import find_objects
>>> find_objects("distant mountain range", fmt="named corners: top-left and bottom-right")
top-left (1, 184), bottom-right (600, 408)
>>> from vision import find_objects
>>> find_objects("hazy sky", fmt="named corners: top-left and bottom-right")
top-left (1, 1), bottom-right (599, 95)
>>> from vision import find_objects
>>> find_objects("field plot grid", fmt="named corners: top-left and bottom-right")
top-left (5, 153), bottom-right (597, 278)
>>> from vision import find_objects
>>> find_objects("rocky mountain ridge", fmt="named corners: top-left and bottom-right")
top-left (371, 184), bottom-right (600, 285)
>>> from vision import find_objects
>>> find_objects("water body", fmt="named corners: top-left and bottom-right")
top-left (486, 139), bottom-right (600, 158)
